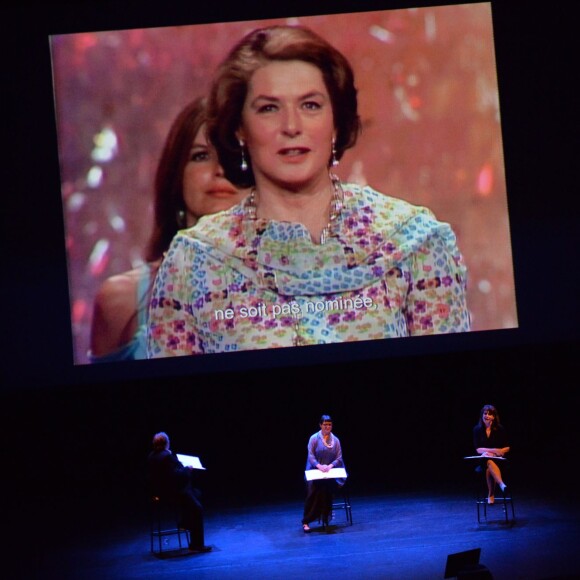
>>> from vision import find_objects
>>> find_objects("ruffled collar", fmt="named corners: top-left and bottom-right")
top-left (188, 183), bottom-right (445, 296)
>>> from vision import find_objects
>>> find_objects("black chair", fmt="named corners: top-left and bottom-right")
top-left (149, 495), bottom-right (190, 554)
top-left (473, 461), bottom-right (515, 524)
top-left (331, 484), bottom-right (353, 526)
top-left (318, 483), bottom-right (353, 528)
top-left (476, 485), bottom-right (515, 524)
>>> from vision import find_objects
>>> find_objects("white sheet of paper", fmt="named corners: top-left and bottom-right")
top-left (177, 453), bottom-right (206, 470)
top-left (305, 467), bottom-right (347, 481)
top-left (464, 455), bottom-right (506, 460)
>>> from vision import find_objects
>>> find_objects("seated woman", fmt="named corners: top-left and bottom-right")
top-left (147, 25), bottom-right (470, 358)
top-left (301, 414), bottom-right (345, 532)
top-left (89, 97), bottom-right (245, 361)
top-left (473, 404), bottom-right (510, 504)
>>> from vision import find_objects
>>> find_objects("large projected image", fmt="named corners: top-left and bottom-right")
top-left (50, 2), bottom-right (517, 365)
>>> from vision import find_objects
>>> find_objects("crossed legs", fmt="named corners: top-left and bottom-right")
top-left (485, 459), bottom-right (507, 503)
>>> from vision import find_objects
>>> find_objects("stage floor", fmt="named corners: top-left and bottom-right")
top-left (23, 489), bottom-right (580, 579)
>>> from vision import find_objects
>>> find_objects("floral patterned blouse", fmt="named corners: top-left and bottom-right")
top-left (147, 183), bottom-right (470, 357)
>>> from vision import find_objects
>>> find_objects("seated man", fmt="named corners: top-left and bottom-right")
top-left (147, 431), bottom-right (211, 552)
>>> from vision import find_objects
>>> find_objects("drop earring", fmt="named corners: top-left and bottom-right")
top-left (176, 209), bottom-right (186, 227)
top-left (331, 137), bottom-right (339, 167)
top-left (239, 139), bottom-right (248, 172)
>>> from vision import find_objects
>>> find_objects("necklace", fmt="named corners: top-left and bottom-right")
top-left (321, 431), bottom-right (334, 448)
top-left (245, 173), bottom-right (344, 245)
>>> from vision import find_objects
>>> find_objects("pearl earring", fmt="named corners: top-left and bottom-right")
top-left (176, 209), bottom-right (186, 227)
top-left (239, 139), bottom-right (248, 172)
top-left (331, 137), bottom-right (339, 167)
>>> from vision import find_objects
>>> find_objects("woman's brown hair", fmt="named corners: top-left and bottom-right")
top-left (207, 25), bottom-right (361, 188)
top-left (146, 97), bottom-right (208, 262)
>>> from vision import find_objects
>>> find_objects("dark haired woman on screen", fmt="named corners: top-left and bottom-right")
top-left (302, 415), bottom-right (345, 532)
top-left (473, 404), bottom-right (510, 504)
top-left (147, 25), bottom-right (470, 358)
top-left (89, 97), bottom-right (244, 362)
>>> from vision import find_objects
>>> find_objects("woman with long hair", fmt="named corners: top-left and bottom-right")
top-left (90, 97), bottom-right (244, 361)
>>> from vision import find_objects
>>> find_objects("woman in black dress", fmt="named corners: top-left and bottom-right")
top-left (473, 404), bottom-right (510, 504)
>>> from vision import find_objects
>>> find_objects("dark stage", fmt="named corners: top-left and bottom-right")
top-left (20, 487), bottom-right (580, 579)
top-left (6, 342), bottom-right (580, 579)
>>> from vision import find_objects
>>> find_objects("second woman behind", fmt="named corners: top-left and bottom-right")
top-left (90, 97), bottom-right (245, 361)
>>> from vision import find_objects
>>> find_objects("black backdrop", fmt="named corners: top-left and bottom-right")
top-left (2, 0), bottom-right (579, 541)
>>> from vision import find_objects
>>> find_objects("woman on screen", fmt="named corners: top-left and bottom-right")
top-left (147, 25), bottom-right (470, 358)
top-left (302, 414), bottom-right (345, 532)
top-left (89, 97), bottom-right (245, 362)
top-left (473, 404), bottom-right (510, 504)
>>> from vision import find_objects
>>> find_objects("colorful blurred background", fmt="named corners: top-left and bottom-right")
top-left (50, 3), bottom-right (517, 364)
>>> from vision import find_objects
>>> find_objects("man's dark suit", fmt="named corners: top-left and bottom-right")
top-left (147, 449), bottom-right (205, 549)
